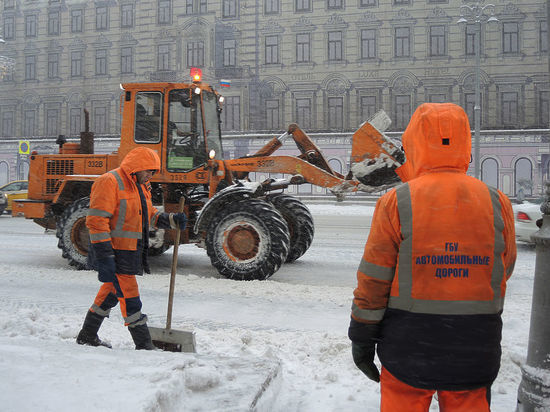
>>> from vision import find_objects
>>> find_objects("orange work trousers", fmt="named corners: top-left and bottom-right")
top-left (91, 274), bottom-right (143, 326)
top-left (380, 367), bottom-right (491, 412)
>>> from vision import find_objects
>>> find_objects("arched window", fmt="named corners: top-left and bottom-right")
top-left (514, 157), bottom-right (533, 197)
top-left (328, 158), bottom-right (343, 175)
top-left (481, 158), bottom-right (498, 188)
top-left (0, 161), bottom-right (9, 185)
top-left (18, 160), bottom-right (29, 180)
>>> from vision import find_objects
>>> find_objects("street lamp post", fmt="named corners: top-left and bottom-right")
top-left (458, 0), bottom-right (498, 180)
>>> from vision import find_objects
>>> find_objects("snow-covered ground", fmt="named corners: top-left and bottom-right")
top-left (0, 202), bottom-right (537, 411)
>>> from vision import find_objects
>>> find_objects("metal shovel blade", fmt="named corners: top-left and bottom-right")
top-left (149, 326), bottom-right (196, 353)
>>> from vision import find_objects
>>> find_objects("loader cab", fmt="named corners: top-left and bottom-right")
top-left (124, 79), bottom-right (223, 174)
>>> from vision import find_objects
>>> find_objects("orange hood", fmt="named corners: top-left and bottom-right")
top-left (120, 147), bottom-right (161, 177)
top-left (395, 103), bottom-right (471, 182)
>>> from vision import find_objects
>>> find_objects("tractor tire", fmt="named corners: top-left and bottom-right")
top-left (267, 193), bottom-right (314, 263)
top-left (205, 198), bottom-right (290, 280)
top-left (56, 197), bottom-right (90, 270)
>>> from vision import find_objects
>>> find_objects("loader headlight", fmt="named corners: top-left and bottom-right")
top-left (209, 149), bottom-right (216, 159)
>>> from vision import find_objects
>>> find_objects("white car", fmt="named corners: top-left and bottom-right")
top-left (512, 201), bottom-right (542, 243)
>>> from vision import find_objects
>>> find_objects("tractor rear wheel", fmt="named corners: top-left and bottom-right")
top-left (267, 193), bottom-right (314, 263)
top-left (205, 199), bottom-right (290, 280)
top-left (56, 197), bottom-right (90, 270)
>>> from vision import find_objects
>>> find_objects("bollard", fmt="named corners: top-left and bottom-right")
top-left (517, 181), bottom-right (550, 411)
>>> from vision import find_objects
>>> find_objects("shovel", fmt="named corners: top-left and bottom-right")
top-left (149, 197), bottom-right (196, 352)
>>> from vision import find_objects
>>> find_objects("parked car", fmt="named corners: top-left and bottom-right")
top-left (0, 180), bottom-right (28, 215)
top-left (512, 201), bottom-right (542, 243)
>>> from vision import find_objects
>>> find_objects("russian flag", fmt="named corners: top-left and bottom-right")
top-left (220, 79), bottom-right (231, 87)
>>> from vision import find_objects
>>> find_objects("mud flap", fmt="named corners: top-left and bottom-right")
top-left (350, 110), bottom-right (405, 189)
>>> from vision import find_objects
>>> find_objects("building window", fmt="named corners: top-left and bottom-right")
top-left (158, 0), bottom-right (172, 24)
top-left (265, 35), bottom-right (279, 64)
top-left (515, 158), bottom-right (532, 196)
top-left (328, 97), bottom-right (343, 130)
top-left (48, 11), bottom-right (60, 35)
top-left (360, 95), bottom-right (377, 121)
top-left (540, 21), bottom-right (548, 53)
top-left (71, 51), bottom-right (83, 77)
top-left (296, 0), bottom-right (311, 12)
top-left (395, 27), bottom-right (411, 57)
top-left (223, 39), bottom-right (236, 67)
top-left (503, 22), bottom-right (519, 54)
top-left (296, 33), bottom-right (310, 63)
top-left (265, 99), bottom-right (280, 130)
top-left (184, 0), bottom-right (193, 15)
top-left (465, 24), bottom-right (477, 56)
top-left (393, 0), bottom-right (410, 4)
top-left (187, 41), bottom-right (204, 67)
top-left (48, 53), bottom-right (59, 79)
top-left (94, 106), bottom-right (108, 134)
top-left (121, 4), bottom-right (134, 28)
top-left (428, 93), bottom-right (447, 103)
top-left (4, 16), bottom-right (14, 40)
top-left (222, 96), bottom-right (240, 131)
top-left (25, 55), bottom-right (36, 80)
top-left (121, 47), bottom-right (134, 73)
top-left (265, 0), bottom-right (279, 14)
top-left (464, 92), bottom-right (483, 127)
top-left (158, 44), bottom-right (170, 70)
top-left (327, 0), bottom-right (342, 10)
top-left (429, 25), bottom-right (446, 56)
top-left (539, 90), bottom-right (549, 127)
top-left (25, 15), bottom-right (38, 38)
top-left (359, 0), bottom-right (376, 6)
top-left (3, 0), bottom-right (14, 10)
top-left (328, 31), bottom-right (343, 61)
top-left (199, 0), bottom-right (207, 13)
top-left (2, 111), bottom-right (14, 136)
top-left (296, 98), bottom-right (312, 129)
top-left (96, 6), bottom-right (108, 30)
top-left (481, 158), bottom-right (498, 188)
top-left (501, 91), bottom-right (518, 125)
top-left (394, 95), bottom-right (411, 130)
top-left (71, 9), bottom-right (83, 33)
top-left (70, 108), bottom-right (82, 136)
top-left (223, 0), bottom-right (237, 18)
top-left (361, 29), bottom-right (376, 59)
top-left (46, 109), bottom-right (59, 136)
top-left (95, 49), bottom-right (107, 75)
top-left (23, 110), bottom-right (37, 137)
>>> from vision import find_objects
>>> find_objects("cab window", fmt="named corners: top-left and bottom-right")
top-left (134, 92), bottom-right (162, 143)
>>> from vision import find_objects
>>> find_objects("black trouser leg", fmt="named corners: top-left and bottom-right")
top-left (128, 316), bottom-right (155, 350)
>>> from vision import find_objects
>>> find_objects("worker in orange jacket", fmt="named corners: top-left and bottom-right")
top-left (76, 147), bottom-right (187, 350)
top-left (348, 103), bottom-right (516, 411)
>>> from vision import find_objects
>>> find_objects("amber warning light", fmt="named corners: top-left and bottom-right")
top-left (190, 67), bottom-right (202, 82)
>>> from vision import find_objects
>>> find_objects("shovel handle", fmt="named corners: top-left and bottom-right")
top-left (166, 196), bottom-right (185, 330)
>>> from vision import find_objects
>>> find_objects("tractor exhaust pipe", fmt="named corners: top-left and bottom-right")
top-left (80, 108), bottom-right (94, 154)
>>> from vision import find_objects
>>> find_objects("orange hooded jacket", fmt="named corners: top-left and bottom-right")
top-left (351, 103), bottom-right (516, 390)
top-left (86, 147), bottom-right (162, 275)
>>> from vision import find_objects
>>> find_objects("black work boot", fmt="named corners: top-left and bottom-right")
top-left (128, 323), bottom-right (156, 350)
top-left (76, 310), bottom-right (112, 349)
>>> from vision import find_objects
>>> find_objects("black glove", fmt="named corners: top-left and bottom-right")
top-left (351, 342), bottom-right (380, 382)
top-left (348, 317), bottom-right (381, 382)
top-left (97, 256), bottom-right (116, 282)
top-left (172, 213), bottom-right (187, 230)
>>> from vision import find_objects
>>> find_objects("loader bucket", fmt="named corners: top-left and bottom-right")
top-left (350, 110), bottom-right (404, 188)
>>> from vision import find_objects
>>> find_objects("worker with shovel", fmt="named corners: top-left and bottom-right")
top-left (348, 103), bottom-right (516, 411)
top-left (76, 147), bottom-right (187, 350)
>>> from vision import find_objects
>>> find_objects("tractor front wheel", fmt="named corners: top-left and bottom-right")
top-left (205, 199), bottom-right (290, 280)
top-left (56, 197), bottom-right (90, 270)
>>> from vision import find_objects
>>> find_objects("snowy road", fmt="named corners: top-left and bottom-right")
top-left (0, 203), bottom-right (537, 411)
